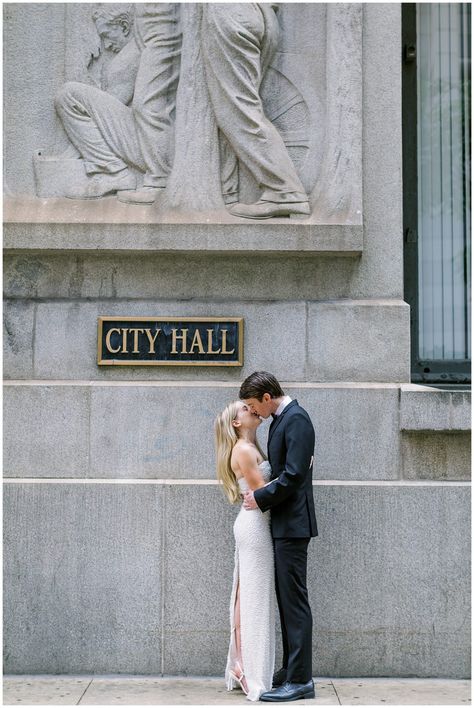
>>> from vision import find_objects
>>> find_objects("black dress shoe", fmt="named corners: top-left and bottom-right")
top-left (272, 668), bottom-right (287, 688)
top-left (259, 680), bottom-right (315, 702)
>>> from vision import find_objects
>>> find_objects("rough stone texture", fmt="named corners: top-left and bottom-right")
top-left (3, 300), bottom-right (35, 379)
top-left (88, 386), bottom-right (238, 481)
top-left (4, 299), bottom-right (410, 383)
top-left (4, 383), bottom-right (400, 481)
top-left (31, 300), bottom-right (306, 382)
top-left (400, 387), bottom-right (471, 431)
top-left (402, 432), bottom-right (471, 481)
top-left (3, 481), bottom-right (470, 677)
top-left (311, 484), bottom-right (470, 679)
top-left (166, 5), bottom-right (222, 211)
top-left (162, 485), bottom-right (238, 676)
top-left (3, 219), bottom-right (363, 253)
top-left (3, 4), bottom-right (66, 196)
top-left (5, 482), bottom-right (461, 676)
top-left (4, 5), bottom-right (361, 224)
top-left (4, 253), bottom-right (362, 302)
top-left (309, 386), bottom-right (400, 480)
top-left (307, 300), bottom-right (410, 382)
top-left (356, 3), bottom-right (404, 300)
top-left (4, 385), bottom-right (90, 478)
top-left (3, 483), bottom-right (164, 674)
top-left (5, 4), bottom-right (403, 298)
top-left (312, 4), bottom-right (362, 221)
top-left (2, 1), bottom-right (470, 683)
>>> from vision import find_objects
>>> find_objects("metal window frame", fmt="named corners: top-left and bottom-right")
top-left (402, 3), bottom-right (471, 384)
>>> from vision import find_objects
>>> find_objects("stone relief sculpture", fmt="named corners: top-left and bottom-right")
top-left (165, 3), bottom-right (321, 215)
top-left (21, 3), bottom-right (362, 223)
top-left (201, 4), bottom-right (310, 219)
top-left (51, 3), bottom-right (314, 218)
top-left (117, 3), bottom-right (181, 204)
top-left (54, 4), bottom-right (142, 199)
top-left (54, 3), bottom-right (181, 201)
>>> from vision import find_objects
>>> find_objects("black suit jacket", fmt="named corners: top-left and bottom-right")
top-left (254, 399), bottom-right (318, 538)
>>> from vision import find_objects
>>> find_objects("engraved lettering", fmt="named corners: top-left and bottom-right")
top-left (128, 328), bottom-right (145, 354)
top-left (121, 328), bottom-right (129, 354)
top-left (221, 329), bottom-right (235, 355)
top-left (105, 327), bottom-right (121, 354)
top-left (171, 328), bottom-right (188, 354)
top-left (207, 329), bottom-right (221, 354)
top-left (189, 328), bottom-right (205, 354)
top-left (99, 318), bottom-right (242, 366)
top-left (145, 328), bottom-right (161, 354)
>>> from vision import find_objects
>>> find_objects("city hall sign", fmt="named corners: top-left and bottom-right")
top-left (98, 317), bottom-right (243, 367)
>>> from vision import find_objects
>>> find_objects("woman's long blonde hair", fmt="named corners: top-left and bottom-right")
top-left (214, 400), bottom-right (266, 504)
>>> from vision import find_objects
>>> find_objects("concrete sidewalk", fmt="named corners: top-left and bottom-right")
top-left (2, 676), bottom-right (471, 705)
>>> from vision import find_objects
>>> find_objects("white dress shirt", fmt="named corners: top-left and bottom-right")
top-left (275, 395), bottom-right (292, 416)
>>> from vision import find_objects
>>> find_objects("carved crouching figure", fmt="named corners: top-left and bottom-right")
top-left (55, 3), bottom-right (181, 202)
top-left (201, 4), bottom-right (310, 219)
top-left (55, 5), bottom-right (142, 199)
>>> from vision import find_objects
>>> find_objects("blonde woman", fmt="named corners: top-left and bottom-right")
top-left (215, 400), bottom-right (276, 702)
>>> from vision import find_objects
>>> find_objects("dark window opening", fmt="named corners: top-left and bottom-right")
top-left (402, 3), bottom-right (471, 384)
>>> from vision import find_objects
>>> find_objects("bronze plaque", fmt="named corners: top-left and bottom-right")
top-left (98, 317), bottom-right (243, 366)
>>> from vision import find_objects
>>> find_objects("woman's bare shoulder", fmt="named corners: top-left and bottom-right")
top-left (233, 440), bottom-right (259, 456)
top-left (231, 440), bottom-right (259, 469)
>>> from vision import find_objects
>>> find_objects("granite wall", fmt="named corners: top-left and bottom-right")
top-left (3, 3), bottom-right (471, 678)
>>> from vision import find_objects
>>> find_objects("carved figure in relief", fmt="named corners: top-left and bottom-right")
top-left (55, 3), bottom-right (181, 201)
top-left (117, 3), bottom-right (182, 204)
top-left (201, 4), bottom-right (311, 219)
top-left (54, 5), bottom-right (142, 198)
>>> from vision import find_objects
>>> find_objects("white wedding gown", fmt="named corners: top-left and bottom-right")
top-left (225, 460), bottom-right (276, 701)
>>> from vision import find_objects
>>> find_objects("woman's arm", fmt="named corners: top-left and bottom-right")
top-left (233, 445), bottom-right (265, 491)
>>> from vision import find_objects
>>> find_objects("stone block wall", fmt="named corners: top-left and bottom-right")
top-left (3, 3), bottom-right (471, 678)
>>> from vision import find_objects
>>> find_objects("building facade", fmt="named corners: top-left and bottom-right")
top-left (3, 3), bottom-right (471, 678)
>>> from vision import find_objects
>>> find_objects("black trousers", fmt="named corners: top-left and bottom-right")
top-left (273, 537), bottom-right (313, 683)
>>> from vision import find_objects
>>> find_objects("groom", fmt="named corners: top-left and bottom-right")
top-left (240, 371), bottom-right (318, 702)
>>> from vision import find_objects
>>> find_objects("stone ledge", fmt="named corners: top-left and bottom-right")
top-left (4, 380), bottom-right (403, 388)
top-left (3, 207), bottom-right (363, 256)
top-left (400, 384), bottom-right (471, 432)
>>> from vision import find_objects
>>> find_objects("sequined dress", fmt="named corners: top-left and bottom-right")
top-left (225, 460), bottom-right (276, 701)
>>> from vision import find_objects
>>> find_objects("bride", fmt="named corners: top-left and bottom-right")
top-left (215, 400), bottom-right (276, 701)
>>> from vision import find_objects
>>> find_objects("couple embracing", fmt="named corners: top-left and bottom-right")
top-left (215, 371), bottom-right (318, 702)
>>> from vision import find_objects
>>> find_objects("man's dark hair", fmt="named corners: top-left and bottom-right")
top-left (239, 371), bottom-right (284, 401)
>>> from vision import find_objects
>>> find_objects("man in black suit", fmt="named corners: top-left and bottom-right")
top-left (240, 371), bottom-right (318, 702)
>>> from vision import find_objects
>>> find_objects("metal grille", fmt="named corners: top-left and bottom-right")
top-left (417, 3), bottom-right (471, 361)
